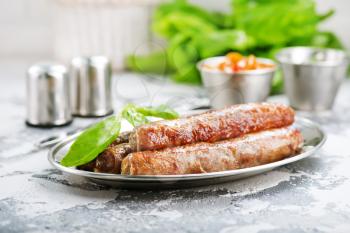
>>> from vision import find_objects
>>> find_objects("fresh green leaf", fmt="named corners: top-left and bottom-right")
top-left (318, 9), bottom-right (335, 22)
top-left (126, 50), bottom-right (174, 75)
top-left (61, 104), bottom-right (180, 167)
top-left (153, 0), bottom-right (222, 39)
top-left (271, 70), bottom-right (284, 95)
top-left (171, 65), bottom-right (201, 84)
top-left (121, 104), bottom-right (150, 127)
top-left (194, 30), bottom-right (255, 58)
top-left (122, 104), bottom-right (179, 126)
top-left (126, 0), bottom-right (345, 91)
top-left (153, 11), bottom-right (216, 39)
top-left (164, 33), bottom-right (202, 84)
top-left (136, 105), bottom-right (179, 119)
top-left (167, 33), bottom-right (199, 70)
top-left (61, 115), bottom-right (121, 167)
top-left (309, 31), bottom-right (344, 49)
top-left (231, 0), bottom-right (322, 46)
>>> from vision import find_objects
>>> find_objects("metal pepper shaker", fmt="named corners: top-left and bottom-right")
top-left (26, 63), bottom-right (73, 127)
top-left (70, 56), bottom-right (113, 117)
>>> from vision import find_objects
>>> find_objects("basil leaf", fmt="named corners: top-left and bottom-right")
top-left (60, 104), bottom-right (179, 168)
top-left (136, 104), bottom-right (179, 119)
top-left (121, 104), bottom-right (149, 127)
top-left (60, 115), bottom-right (121, 167)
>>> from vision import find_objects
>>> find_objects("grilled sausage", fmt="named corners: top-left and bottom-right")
top-left (114, 131), bottom-right (131, 144)
top-left (128, 103), bottom-right (295, 152)
top-left (122, 127), bottom-right (303, 175)
top-left (78, 131), bottom-right (131, 173)
top-left (78, 142), bottom-right (133, 174)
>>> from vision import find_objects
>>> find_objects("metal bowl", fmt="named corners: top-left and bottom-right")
top-left (197, 56), bottom-right (276, 109)
top-left (276, 47), bottom-right (349, 111)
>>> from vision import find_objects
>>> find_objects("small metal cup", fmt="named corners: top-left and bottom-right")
top-left (26, 63), bottom-right (73, 127)
top-left (71, 56), bottom-right (113, 117)
top-left (197, 56), bottom-right (276, 109)
top-left (277, 47), bottom-right (349, 111)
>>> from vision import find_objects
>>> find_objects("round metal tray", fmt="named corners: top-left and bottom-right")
top-left (48, 117), bottom-right (326, 189)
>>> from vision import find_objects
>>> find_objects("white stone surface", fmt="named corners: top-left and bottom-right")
top-left (0, 60), bottom-right (350, 232)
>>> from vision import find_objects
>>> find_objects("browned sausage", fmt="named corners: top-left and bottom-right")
top-left (78, 142), bottom-right (132, 174)
top-left (114, 131), bottom-right (132, 144)
top-left (121, 127), bottom-right (303, 175)
top-left (129, 103), bottom-right (295, 152)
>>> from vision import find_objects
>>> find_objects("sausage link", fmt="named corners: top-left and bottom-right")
top-left (122, 127), bottom-right (303, 175)
top-left (129, 103), bottom-right (295, 151)
top-left (78, 142), bottom-right (132, 174)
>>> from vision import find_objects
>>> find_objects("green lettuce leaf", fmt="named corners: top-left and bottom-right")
top-left (231, 0), bottom-right (325, 46)
top-left (126, 0), bottom-right (345, 92)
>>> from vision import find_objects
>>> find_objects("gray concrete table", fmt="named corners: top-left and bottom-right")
top-left (1, 60), bottom-right (350, 233)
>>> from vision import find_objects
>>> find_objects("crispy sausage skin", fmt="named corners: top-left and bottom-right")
top-left (77, 131), bottom-right (131, 173)
top-left (114, 131), bottom-right (131, 144)
top-left (121, 127), bottom-right (303, 175)
top-left (129, 103), bottom-right (295, 152)
top-left (78, 142), bottom-right (132, 174)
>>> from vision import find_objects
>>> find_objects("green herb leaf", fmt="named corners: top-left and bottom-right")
top-left (60, 115), bottom-right (121, 167)
top-left (60, 104), bottom-right (179, 167)
top-left (136, 104), bottom-right (179, 119)
top-left (121, 104), bottom-right (150, 127)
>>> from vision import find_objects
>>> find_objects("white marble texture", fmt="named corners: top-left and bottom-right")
top-left (1, 60), bottom-right (350, 232)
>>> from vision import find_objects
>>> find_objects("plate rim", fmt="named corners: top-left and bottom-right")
top-left (47, 117), bottom-right (326, 181)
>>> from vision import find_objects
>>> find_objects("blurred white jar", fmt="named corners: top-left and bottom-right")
top-left (53, 0), bottom-right (161, 70)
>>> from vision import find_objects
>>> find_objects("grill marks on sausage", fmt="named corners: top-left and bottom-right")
top-left (77, 142), bottom-right (132, 174)
top-left (130, 103), bottom-right (295, 151)
top-left (121, 127), bottom-right (303, 175)
top-left (78, 103), bottom-right (300, 175)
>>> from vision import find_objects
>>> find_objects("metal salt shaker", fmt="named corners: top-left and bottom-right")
top-left (26, 63), bottom-right (73, 127)
top-left (70, 56), bottom-right (113, 117)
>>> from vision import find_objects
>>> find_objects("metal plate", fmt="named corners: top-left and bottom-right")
top-left (48, 117), bottom-right (326, 189)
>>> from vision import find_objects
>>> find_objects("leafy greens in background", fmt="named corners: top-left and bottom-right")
top-left (61, 104), bottom-right (179, 167)
top-left (126, 0), bottom-right (345, 94)
top-left (231, 0), bottom-right (331, 47)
